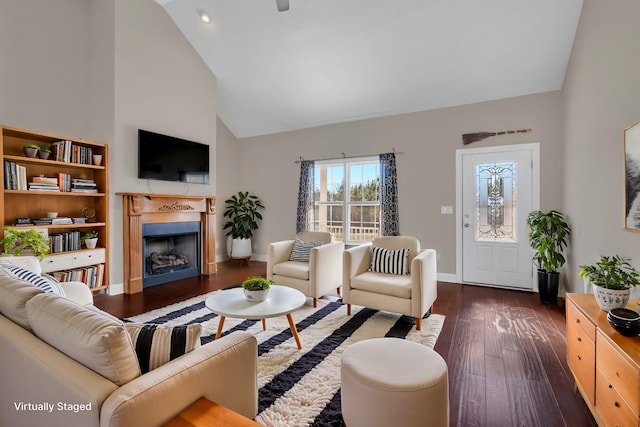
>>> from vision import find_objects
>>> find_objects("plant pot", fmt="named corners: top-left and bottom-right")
top-left (593, 284), bottom-right (630, 311)
top-left (23, 147), bottom-right (38, 158)
top-left (537, 270), bottom-right (559, 305)
top-left (37, 151), bottom-right (50, 160)
top-left (243, 288), bottom-right (269, 302)
top-left (84, 238), bottom-right (98, 249)
top-left (230, 237), bottom-right (252, 258)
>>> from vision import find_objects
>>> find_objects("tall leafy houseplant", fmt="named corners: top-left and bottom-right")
top-left (580, 255), bottom-right (640, 310)
top-left (223, 191), bottom-right (264, 258)
top-left (526, 210), bottom-right (571, 304)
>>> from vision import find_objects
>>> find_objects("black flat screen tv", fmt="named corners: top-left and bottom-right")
top-left (138, 129), bottom-right (210, 184)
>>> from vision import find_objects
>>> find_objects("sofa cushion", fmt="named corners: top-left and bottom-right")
top-left (351, 271), bottom-right (412, 299)
top-left (125, 323), bottom-right (202, 373)
top-left (0, 262), bottom-right (65, 296)
top-left (370, 246), bottom-right (410, 275)
top-left (289, 239), bottom-right (323, 262)
top-left (273, 260), bottom-right (310, 280)
top-left (26, 293), bottom-right (141, 386)
top-left (0, 266), bottom-right (44, 330)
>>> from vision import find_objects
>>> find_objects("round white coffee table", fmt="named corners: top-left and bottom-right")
top-left (205, 285), bottom-right (307, 349)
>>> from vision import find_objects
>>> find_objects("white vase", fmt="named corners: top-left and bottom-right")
top-left (593, 284), bottom-right (630, 311)
top-left (230, 238), bottom-right (252, 258)
top-left (243, 288), bottom-right (269, 302)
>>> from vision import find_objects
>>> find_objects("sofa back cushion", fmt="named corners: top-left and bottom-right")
top-left (26, 293), bottom-right (141, 386)
top-left (0, 267), bottom-right (44, 330)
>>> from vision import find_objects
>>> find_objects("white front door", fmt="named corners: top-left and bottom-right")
top-left (458, 144), bottom-right (539, 290)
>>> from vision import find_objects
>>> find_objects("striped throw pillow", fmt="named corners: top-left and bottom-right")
top-left (289, 239), bottom-right (324, 262)
top-left (370, 246), bottom-right (410, 275)
top-left (0, 263), bottom-right (65, 296)
top-left (125, 323), bottom-right (202, 373)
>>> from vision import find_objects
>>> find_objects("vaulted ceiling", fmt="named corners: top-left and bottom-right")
top-left (157, 0), bottom-right (584, 138)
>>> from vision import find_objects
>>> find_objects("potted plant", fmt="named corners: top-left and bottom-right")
top-left (37, 144), bottom-right (51, 160)
top-left (22, 144), bottom-right (39, 158)
top-left (241, 276), bottom-right (273, 302)
top-left (81, 230), bottom-right (99, 249)
top-left (580, 255), bottom-right (640, 311)
top-left (223, 191), bottom-right (264, 259)
top-left (0, 227), bottom-right (50, 260)
top-left (526, 210), bottom-right (571, 304)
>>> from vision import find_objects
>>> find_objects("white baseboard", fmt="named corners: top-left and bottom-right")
top-left (437, 272), bottom-right (459, 283)
top-left (108, 283), bottom-right (124, 295)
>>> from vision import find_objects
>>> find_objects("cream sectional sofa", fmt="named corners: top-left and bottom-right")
top-left (0, 257), bottom-right (258, 427)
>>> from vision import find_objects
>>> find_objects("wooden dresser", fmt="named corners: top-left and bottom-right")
top-left (567, 293), bottom-right (640, 427)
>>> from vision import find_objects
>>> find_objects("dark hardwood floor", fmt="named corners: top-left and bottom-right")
top-left (94, 261), bottom-right (596, 427)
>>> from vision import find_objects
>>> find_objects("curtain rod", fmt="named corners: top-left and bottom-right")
top-left (294, 148), bottom-right (404, 164)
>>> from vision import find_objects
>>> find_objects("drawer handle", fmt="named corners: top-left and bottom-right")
top-left (609, 384), bottom-right (613, 389)
top-left (577, 355), bottom-right (582, 361)
top-left (576, 318), bottom-right (580, 324)
top-left (577, 337), bottom-right (582, 342)
top-left (614, 401), bottom-right (621, 408)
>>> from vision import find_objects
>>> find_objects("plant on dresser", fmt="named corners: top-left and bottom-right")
top-left (0, 125), bottom-right (109, 292)
top-left (579, 255), bottom-right (640, 310)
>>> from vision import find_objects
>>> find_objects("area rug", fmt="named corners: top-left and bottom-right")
top-left (126, 292), bottom-right (445, 427)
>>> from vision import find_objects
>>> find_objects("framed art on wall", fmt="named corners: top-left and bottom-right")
top-left (624, 119), bottom-right (640, 232)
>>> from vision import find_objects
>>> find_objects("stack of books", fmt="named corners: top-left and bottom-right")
top-left (49, 231), bottom-right (81, 253)
top-left (71, 178), bottom-right (97, 193)
top-left (28, 176), bottom-right (60, 192)
top-left (32, 217), bottom-right (73, 226)
top-left (52, 263), bottom-right (104, 289)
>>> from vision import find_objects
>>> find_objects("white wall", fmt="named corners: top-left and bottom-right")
top-left (234, 91), bottom-right (564, 275)
top-left (562, 0), bottom-right (640, 293)
top-left (0, 0), bottom-right (91, 136)
top-left (0, 0), bottom-right (218, 292)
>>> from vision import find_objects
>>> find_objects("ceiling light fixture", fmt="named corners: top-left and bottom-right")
top-left (198, 9), bottom-right (212, 24)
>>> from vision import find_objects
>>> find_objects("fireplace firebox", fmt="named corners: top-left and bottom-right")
top-left (142, 222), bottom-right (201, 288)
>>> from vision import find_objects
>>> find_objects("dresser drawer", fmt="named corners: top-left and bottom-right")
top-left (597, 331), bottom-right (640, 415)
top-left (596, 367), bottom-right (639, 427)
top-left (567, 318), bottom-right (595, 405)
top-left (567, 300), bottom-right (596, 342)
top-left (40, 249), bottom-right (105, 273)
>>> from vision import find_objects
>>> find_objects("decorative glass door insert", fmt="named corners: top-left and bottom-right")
top-left (474, 161), bottom-right (517, 242)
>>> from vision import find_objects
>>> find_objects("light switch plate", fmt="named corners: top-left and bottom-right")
top-left (441, 206), bottom-right (454, 214)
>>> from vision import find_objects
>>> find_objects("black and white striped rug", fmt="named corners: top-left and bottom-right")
top-left (126, 292), bottom-right (445, 427)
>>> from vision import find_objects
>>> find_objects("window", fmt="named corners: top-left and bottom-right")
top-left (313, 157), bottom-right (380, 242)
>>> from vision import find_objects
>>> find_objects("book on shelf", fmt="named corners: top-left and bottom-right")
top-left (51, 263), bottom-right (104, 289)
top-left (32, 176), bottom-right (58, 185)
top-left (4, 160), bottom-right (17, 190)
top-left (51, 140), bottom-right (93, 165)
top-left (28, 182), bottom-right (60, 192)
top-left (16, 164), bottom-right (27, 190)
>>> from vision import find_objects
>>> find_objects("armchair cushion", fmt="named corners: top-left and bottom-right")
top-left (0, 267), bottom-right (44, 330)
top-left (272, 261), bottom-right (310, 280)
top-left (351, 271), bottom-right (412, 299)
top-left (125, 323), bottom-right (202, 374)
top-left (370, 246), bottom-right (410, 275)
top-left (289, 239), bottom-right (324, 262)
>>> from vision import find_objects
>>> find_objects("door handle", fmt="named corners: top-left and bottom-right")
top-left (464, 223), bottom-right (470, 228)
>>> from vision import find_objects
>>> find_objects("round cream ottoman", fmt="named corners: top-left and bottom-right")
top-left (340, 338), bottom-right (448, 427)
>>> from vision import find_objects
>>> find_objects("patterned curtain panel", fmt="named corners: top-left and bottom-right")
top-left (296, 160), bottom-right (315, 233)
top-left (379, 153), bottom-right (400, 236)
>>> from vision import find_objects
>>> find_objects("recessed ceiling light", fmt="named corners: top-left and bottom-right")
top-left (198, 9), bottom-right (211, 24)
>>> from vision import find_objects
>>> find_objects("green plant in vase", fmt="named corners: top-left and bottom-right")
top-left (0, 227), bottom-right (50, 260)
top-left (580, 255), bottom-right (640, 310)
top-left (241, 276), bottom-right (273, 302)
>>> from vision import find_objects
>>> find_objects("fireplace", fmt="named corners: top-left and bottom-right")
top-left (119, 193), bottom-right (217, 294)
top-left (142, 222), bottom-right (201, 287)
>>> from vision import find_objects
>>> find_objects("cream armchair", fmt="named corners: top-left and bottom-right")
top-left (267, 231), bottom-right (344, 307)
top-left (343, 236), bottom-right (437, 330)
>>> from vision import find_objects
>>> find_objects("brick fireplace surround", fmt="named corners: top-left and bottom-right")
top-left (118, 193), bottom-right (217, 294)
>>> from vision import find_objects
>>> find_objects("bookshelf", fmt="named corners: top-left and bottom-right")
top-left (0, 125), bottom-right (109, 292)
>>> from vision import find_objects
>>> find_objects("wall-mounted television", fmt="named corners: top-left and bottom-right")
top-left (138, 129), bottom-right (210, 184)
